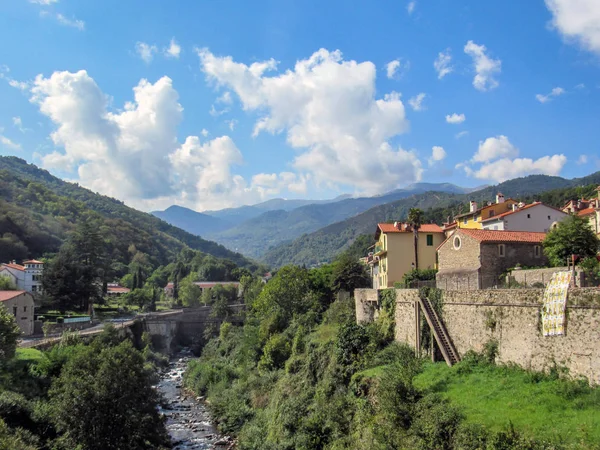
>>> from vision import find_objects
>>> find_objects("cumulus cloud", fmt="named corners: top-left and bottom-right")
top-left (461, 135), bottom-right (566, 182)
top-left (408, 93), bottom-right (427, 111)
top-left (164, 38), bottom-right (181, 58)
top-left (536, 87), bottom-right (565, 103)
top-left (464, 41), bottom-right (501, 91)
top-left (28, 70), bottom-right (296, 211)
top-left (434, 49), bottom-right (453, 79)
top-left (135, 42), bottom-right (158, 63)
top-left (198, 47), bottom-right (422, 194)
top-left (445, 113), bottom-right (465, 124)
top-left (30, 0), bottom-right (58, 3)
top-left (577, 154), bottom-right (588, 165)
top-left (386, 60), bottom-right (401, 79)
top-left (407, 1), bottom-right (416, 15)
top-left (428, 146), bottom-right (446, 166)
top-left (545, 0), bottom-right (600, 55)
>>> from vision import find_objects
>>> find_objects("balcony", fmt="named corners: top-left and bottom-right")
top-left (374, 244), bottom-right (386, 256)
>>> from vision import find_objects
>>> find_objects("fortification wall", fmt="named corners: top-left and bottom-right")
top-left (356, 288), bottom-right (600, 383)
top-left (509, 266), bottom-right (585, 287)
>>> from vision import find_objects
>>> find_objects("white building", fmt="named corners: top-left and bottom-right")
top-left (481, 202), bottom-right (568, 232)
top-left (0, 260), bottom-right (44, 294)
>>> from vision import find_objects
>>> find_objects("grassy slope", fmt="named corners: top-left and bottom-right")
top-left (414, 361), bottom-right (600, 446)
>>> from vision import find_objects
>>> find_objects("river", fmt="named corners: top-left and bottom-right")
top-left (157, 349), bottom-right (234, 449)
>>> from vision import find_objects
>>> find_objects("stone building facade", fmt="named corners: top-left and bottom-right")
top-left (436, 229), bottom-right (548, 289)
top-left (0, 291), bottom-right (35, 335)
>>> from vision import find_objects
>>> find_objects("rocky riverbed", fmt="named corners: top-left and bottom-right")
top-left (157, 350), bottom-right (234, 449)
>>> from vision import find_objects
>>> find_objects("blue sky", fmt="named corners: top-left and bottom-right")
top-left (1, 0), bottom-right (599, 212)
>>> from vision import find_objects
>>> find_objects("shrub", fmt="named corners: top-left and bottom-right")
top-left (412, 393), bottom-right (463, 450)
top-left (258, 333), bottom-right (291, 371)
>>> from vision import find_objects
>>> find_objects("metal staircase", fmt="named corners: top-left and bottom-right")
top-left (417, 297), bottom-right (460, 366)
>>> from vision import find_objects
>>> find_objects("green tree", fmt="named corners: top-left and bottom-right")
top-left (0, 306), bottom-right (20, 363)
top-left (0, 277), bottom-right (17, 290)
top-left (408, 208), bottom-right (424, 271)
top-left (179, 275), bottom-right (202, 307)
top-left (543, 215), bottom-right (600, 266)
top-left (332, 253), bottom-right (371, 293)
top-left (48, 340), bottom-right (168, 450)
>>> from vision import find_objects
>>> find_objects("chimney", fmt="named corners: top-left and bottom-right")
top-left (518, 202), bottom-right (525, 208)
top-left (512, 204), bottom-right (518, 212)
top-left (496, 192), bottom-right (505, 204)
top-left (470, 201), bottom-right (478, 213)
top-left (394, 221), bottom-right (399, 229)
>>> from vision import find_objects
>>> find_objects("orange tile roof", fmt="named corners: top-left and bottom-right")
top-left (578, 207), bottom-right (596, 217)
top-left (377, 223), bottom-right (444, 233)
top-left (459, 229), bottom-right (547, 243)
top-left (23, 259), bottom-right (44, 264)
top-left (1, 263), bottom-right (25, 272)
top-left (0, 291), bottom-right (27, 302)
top-left (107, 286), bottom-right (130, 294)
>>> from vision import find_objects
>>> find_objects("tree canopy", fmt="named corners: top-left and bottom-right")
top-left (543, 215), bottom-right (600, 267)
top-left (0, 306), bottom-right (20, 364)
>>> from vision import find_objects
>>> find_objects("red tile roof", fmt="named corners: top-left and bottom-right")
top-left (0, 290), bottom-right (27, 302)
top-left (481, 202), bottom-right (566, 222)
top-left (23, 260), bottom-right (44, 264)
top-left (107, 286), bottom-right (130, 294)
top-left (377, 223), bottom-right (444, 234)
top-left (165, 281), bottom-right (240, 289)
top-left (578, 207), bottom-right (596, 217)
top-left (1, 263), bottom-right (25, 272)
top-left (459, 229), bottom-right (547, 243)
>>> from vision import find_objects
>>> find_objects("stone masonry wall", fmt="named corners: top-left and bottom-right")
top-left (510, 266), bottom-right (585, 287)
top-left (355, 287), bottom-right (600, 383)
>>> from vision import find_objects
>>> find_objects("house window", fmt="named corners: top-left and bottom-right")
top-left (498, 244), bottom-right (505, 257)
top-left (12, 307), bottom-right (17, 317)
top-left (463, 217), bottom-right (468, 225)
top-left (547, 215), bottom-right (551, 220)
top-left (534, 245), bottom-right (541, 258)
top-left (527, 214), bottom-right (531, 219)
top-left (23, 306), bottom-right (27, 312)
top-left (489, 210), bottom-right (495, 218)
top-left (32, 285), bottom-right (37, 292)
top-left (453, 236), bottom-right (461, 250)
top-left (426, 235), bottom-right (433, 246)
top-left (473, 214), bottom-right (479, 222)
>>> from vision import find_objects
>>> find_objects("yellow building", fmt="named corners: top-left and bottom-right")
top-left (454, 193), bottom-right (518, 229)
top-left (372, 222), bottom-right (445, 288)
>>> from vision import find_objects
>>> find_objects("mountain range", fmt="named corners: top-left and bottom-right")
top-left (152, 182), bottom-right (481, 258)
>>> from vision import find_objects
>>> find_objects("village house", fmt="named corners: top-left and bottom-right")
top-left (164, 281), bottom-right (241, 298)
top-left (370, 222), bottom-right (445, 288)
top-left (453, 193), bottom-right (519, 230)
top-left (0, 291), bottom-right (35, 335)
top-left (481, 202), bottom-right (568, 232)
top-left (562, 186), bottom-right (600, 235)
top-left (436, 229), bottom-right (548, 290)
top-left (106, 283), bottom-right (131, 297)
top-left (0, 260), bottom-right (44, 294)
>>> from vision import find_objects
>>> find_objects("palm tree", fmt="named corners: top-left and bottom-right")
top-left (408, 208), bottom-right (424, 271)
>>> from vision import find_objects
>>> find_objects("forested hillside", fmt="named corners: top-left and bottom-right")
top-left (263, 172), bottom-right (600, 267)
top-left (0, 157), bottom-right (259, 271)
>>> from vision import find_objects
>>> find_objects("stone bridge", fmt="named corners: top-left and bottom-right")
top-left (20, 304), bottom-right (246, 352)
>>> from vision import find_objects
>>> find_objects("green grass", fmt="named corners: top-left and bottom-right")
top-left (414, 360), bottom-right (600, 446)
top-left (310, 323), bottom-right (338, 344)
top-left (15, 348), bottom-right (46, 363)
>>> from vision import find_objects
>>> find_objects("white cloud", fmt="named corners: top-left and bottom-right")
top-left (577, 154), bottom-right (588, 165)
top-left (164, 38), bottom-right (181, 59)
top-left (575, 83), bottom-right (585, 89)
top-left (217, 91), bottom-right (233, 104)
top-left (472, 135), bottom-right (518, 163)
top-left (12, 116), bottom-right (27, 133)
top-left (29, 0), bottom-right (58, 4)
top-left (445, 113), bottom-right (465, 124)
top-left (0, 135), bottom-right (21, 150)
top-left (28, 70), bottom-right (293, 211)
top-left (545, 0), bottom-right (600, 55)
top-left (198, 47), bottom-right (422, 194)
top-left (201, 128), bottom-right (209, 137)
top-left (455, 131), bottom-right (469, 139)
top-left (135, 42), bottom-right (158, 63)
top-left (428, 146), bottom-right (446, 166)
top-left (225, 119), bottom-right (238, 131)
top-left (55, 13), bottom-right (85, 30)
top-left (386, 60), bottom-right (401, 79)
top-left (535, 86), bottom-right (565, 103)
top-left (407, 1), bottom-right (416, 15)
top-left (461, 135), bottom-right (566, 182)
top-left (434, 49), bottom-right (453, 79)
top-left (408, 93), bottom-right (427, 111)
top-left (8, 79), bottom-right (29, 90)
top-left (464, 40), bottom-right (501, 91)
top-left (464, 155), bottom-right (567, 182)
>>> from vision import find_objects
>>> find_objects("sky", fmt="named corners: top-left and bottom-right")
top-left (1, 0), bottom-right (600, 213)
